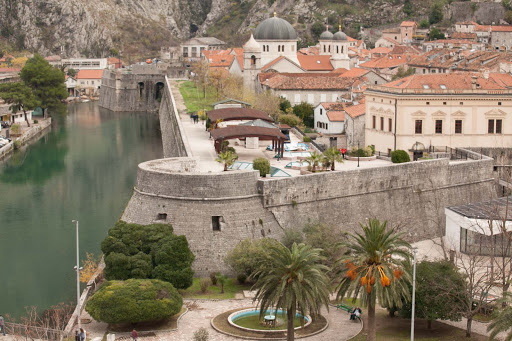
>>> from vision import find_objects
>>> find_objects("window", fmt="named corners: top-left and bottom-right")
top-left (92, 81), bottom-right (95, 85)
top-left (388, 118), bottom-right (392, 132)
top-left (325, 123), bottom-right (328, 130)
top-left (307, 94), bottom-right (314, 104)
top-left (426, 102), bottom-right (430, 105)
top-left (212, 216), bottom-right (221, 231)
top-left (460, 102), bottom-right (463, 105)
top-left (320, 108), bottom-right (323, 115)
top-left (157, 213), bottom-right (167, 220)
top-left (443, 102), bottom-right (446, 105)
top-left (498, 102), bottom-right (502, 106)
top-left (282, 45), bottom-right (284, 51)
top-left (251, 55), bottom-right (256, 65)
top-left (435, 120), bottom-right (443, 134)
top-left (372, 115), bottom-right (376, 129)
top-left (440, 84), bottom-right (447, 90)
top-left (323, 45), bottom-right (326, 53)
top-left (294, 94), bottom-right (300, 103)
top-left (415, 120), bottom-right (422, 134)
top-left (496, 119), bottom-right (502, 134)
top-left (337, 46), bottom-right (339, 54)
top-left (488, 119), bottom-right (495, 134)
top-left (455, 120), bottom-right (462, 134)
top-left (375, 81), bottom-right (378, 85)
top-left (380, 117), bottom-right (384, 131)
top-left (278, 45), bottom-right (280, 52)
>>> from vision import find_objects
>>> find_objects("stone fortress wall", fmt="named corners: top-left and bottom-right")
top-left (99, 67), bottom-right (166, 112)
top-left (120, 80), bottom-right (497, 275)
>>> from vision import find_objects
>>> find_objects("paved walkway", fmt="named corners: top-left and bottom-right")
top-left (82, 298), bottom-right (361, 341)
top-left (168, 80), bottom-right (222, 172)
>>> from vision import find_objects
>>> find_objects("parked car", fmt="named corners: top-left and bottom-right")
top-left (1, 121), bottom-right (11, 128)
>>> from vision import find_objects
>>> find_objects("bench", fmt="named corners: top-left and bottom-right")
top-left (336, 303), bottom-right (353, 312)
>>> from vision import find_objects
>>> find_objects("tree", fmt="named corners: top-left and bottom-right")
top-left (0, 82), bottom-right (40, 127)
top-left (67, 68), bottom-right (77, 78)
top-left (215, 150), bottom-right (237, 171)
top-left (487, 292), bottom-right (512, 341)
top-left (252, 243), bottom-right (330, 341)
top-left (323, 147), bottom-right (343, 171)
top-left (303, 222), bottom-right (345, 270)
top-left (80, 253), bottom-right (100, 283)
top-left (428, 27), bottom-right (446, 41)
top-left (403, 0), bottom-right (413, 16)
top-left (101, 221), bottom-right (195, 289)
top-left (293, 102), bottom-right (314, 127)
top-left (253, 157), bottom-right (270, 177)
top-left (278, 113), bottom-right (301, 127)
top-left (305, 151), bottom-right (323, 172)
top-left (281, 229), bottom-right (304, 249)
top-left (335, 219), bottom-right (412, 341)
top-left (429, 1), bottom-right (444, 24)
top-left (191, 60), bottom-right (209, 98)
top-left (86, 279), bottom-right (182, 324)
top-left (216, 274), bottom-right (227, 293)
top-left (20, 54), bottom-right (67, 109)
top-left (399, 261), bottom-right (466, 329)
top-left (505, 10), bottom-right (512, 24)
top-left (311, 21), bottom-right (326, 40)
top-left (391, 66), bottom-right (416, 81)
top-left (225, 238), bottom-right (284, 279)
top-left (391, 150), bottom-right (410, 163)
top-left (280, 97), bottom-right (292, 112)
top-left (419, 19), bottom-right (430, 28)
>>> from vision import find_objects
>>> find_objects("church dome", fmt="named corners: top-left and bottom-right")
top-left (254, 16), bottom-right (297, 40)
top-left (244, 34), bottom-right (260, 53)
top-left (319, 30), bottom-right (333, 40)
top-left (333, 30), bottom-right (347, 41)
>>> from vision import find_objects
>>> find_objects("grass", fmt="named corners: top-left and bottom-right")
top-left (350, 308), bottom-right (488, 341)
top-left (178, 81), bottom-right (217, 113)
top-left (107, 307), bottom-right (187, 332)
top-left (178, 277), bottom-right (251, 299)
top-left (233, 313), bottom-right (305, 330)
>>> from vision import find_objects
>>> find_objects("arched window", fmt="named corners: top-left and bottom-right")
top-left (323, 45), bottom-right (326, 53)
top-left (267, 45), bottom-right (269, 51)
top-left (328, 45), bottom-right (331, 53)
top-left (282, 45), bottom-right (285, 51)
top-left (342, 46), bottom-right (344, 54)
top-left (251, 55), bottom-right (256, 65)
top-left (336, 46), bottom-right (339, 54)
top-left (138, 82), bottom-right (144, 100)
top-left (155, 82), bottom-right (164, 102)
top-left (278, 45), bottom-right (281, 52)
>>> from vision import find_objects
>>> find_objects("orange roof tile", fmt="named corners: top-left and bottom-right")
top-left (336, 68), bottom-right (370, 78)
top-left (359, 54), bottom-right (408, 69)
top-left (400, 21), bottom-right (416, 27)
top-left (381, 73), bottom-right (511, 90)
top-left (76, 69), bottom-right (104, 79)
top-left (296, 55), bottom-right (333, 71)
top-left (262, 56), bottom-right (285, 71)
top-left (207, 54), bottom-right (234, 67)
top-left (329, 68), bottom-right (349, 74)
top-left (263, 74), bottom-right (361, 90)
top-left (344, 101), bottom-right (366, 118)
top-left (452, 32), bottom-right (477, 40)
top-left (370, 47), bottom-right (392, 55)
top-left (492, 25), bottom-right (512, 32)
top-left (327, 111), bottom-right (345, 121)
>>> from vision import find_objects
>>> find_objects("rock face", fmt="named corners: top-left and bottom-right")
top-left (0, 0), bottom-right (432, 57)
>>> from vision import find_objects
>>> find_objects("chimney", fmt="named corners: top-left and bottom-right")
top-left (471, 75), bottom-right (477, 90)
top-left (483, 68), bottom-right (489, 79)
top-left (407, 55), bottom-right (411, 62)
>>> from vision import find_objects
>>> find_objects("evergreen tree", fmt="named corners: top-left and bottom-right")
top-left (0, 82), bottom-right (40, 127)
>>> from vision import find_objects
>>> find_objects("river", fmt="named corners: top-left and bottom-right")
top-left (0, 102), bottom-right (163, 319)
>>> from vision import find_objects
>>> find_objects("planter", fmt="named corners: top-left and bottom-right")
top-left (346, 155), bottom-right (377, 162)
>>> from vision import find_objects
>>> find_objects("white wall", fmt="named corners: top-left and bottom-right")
top-left (314, 105), bottom-right (345, 134)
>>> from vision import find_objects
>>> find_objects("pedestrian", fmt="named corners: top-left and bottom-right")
top-left (75, 330), bottom-right (80, 341)
top-left (131, 329), bottom-right (138, 341)
top-left (80, 328), bottom-right (86, 341)
top-left (0, 314), bottom-right (5, 336)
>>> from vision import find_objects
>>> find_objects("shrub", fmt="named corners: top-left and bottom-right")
top-left (210, 272), bottom-right (218, 285)
top-left (193, 328), bottom-right (209, 341)
top-left (303, 136), bottom-right (311, 142)
top-left (199, 278), bottom-right (209, 293)
top-left (86, 279), bottom-right (182, 324)
top-left (281, 228), bottom-right (304, 250)
top-left (13, 140), bottom-right (21, 150)
top-left (253, 157), bottom-right (270, 177)
top-left (33, 119), bottom-right (39, 124)
top-left (10, 124), bottom-right (20, 135)
top-left (277, 113), bottom-right (301, 127)
top-left (216, 274), bottom-right (227, 293)
top-left (391, 150), bottom-right (411, 163)
top-left (101, 221), bottom-right (195, 289)
top-left (349, 146), bottom-right (374, 157)
top-left (237, 273), bottom-right (247, 284)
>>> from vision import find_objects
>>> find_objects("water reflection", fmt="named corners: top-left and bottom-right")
top-left (0, 102), bottom-right (162, 318)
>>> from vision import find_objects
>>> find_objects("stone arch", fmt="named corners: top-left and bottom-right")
top-left (138, 82), bottom-right (144, 100)
top-left (155, 82), bottom-right (164, 102)
top-left (251, 55), bottom-right (256, 65)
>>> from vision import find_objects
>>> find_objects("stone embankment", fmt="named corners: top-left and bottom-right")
top-left (0, 118), bottom-right (52, 162)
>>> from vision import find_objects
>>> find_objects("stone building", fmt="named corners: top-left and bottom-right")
top-left (181, 37), bottom-right (226, 62)
top-left (76, 69), bottom-right (103, 96)
top-left (491, 26), bottom-right (512, 51)
top-left (344, 100), bottom-right (366, 148)
top-left (365, 73), bottom-right (512, 155)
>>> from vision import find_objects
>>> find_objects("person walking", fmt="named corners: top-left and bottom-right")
top-left (75, 330), bottom-right (80, 341)
top-left (80, 328), bottom-right (86, 341)
top-left (131, 329), bottom-right (138, 341)
top-left (0, 314), bottom-right (5, 336)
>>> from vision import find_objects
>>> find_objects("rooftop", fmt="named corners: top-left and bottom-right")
top-left (447, 196), bottom-right (512, 221)
top-left (207, 108), bottom-right (272, 122)
top-left (76, 69), bottom-right (104, 79)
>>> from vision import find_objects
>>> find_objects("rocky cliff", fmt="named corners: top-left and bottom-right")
top-left (0, 0), bottom-right (433, 58)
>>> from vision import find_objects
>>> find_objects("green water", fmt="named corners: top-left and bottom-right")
top-left (234, 313), bottom-right (305, 330)
top-left (0, 102), bottom-right (162, 319)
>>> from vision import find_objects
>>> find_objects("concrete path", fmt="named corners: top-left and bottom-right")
top-left (439, 317), bottom-right (507, 341)
top-left (168, 80), bottom-right (222, 172)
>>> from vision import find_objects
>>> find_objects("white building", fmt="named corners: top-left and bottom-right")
top-left (445, 197), bottom-right (512, 256)
top-left (61, 58), bottom-right (108, 70)
top-left (65, 76), bottom-right (77, 97)
top-left (0, 103), bottom-right (32, 124)
top-left (76, 69), bottom-right (104, 96)
top-left (314, 102), bottom-right (346, 134)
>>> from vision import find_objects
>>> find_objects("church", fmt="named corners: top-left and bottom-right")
top-left (243, 14), bottom-right (352, 91)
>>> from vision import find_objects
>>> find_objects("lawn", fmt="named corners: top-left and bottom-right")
top-left (179, 277), bottom-right (252, 299)
top-left (178, 81), bottom-right (217, 113)
top-left (350, 308), bottom-right (488, 341)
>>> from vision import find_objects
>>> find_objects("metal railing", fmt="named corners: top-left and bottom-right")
top-left (4, 322), bottom-right (69, 341)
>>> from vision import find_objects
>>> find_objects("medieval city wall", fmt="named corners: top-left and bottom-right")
top-left (99, 69), bottom-right (165, 112)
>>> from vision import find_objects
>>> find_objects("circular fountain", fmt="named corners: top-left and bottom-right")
top-left (228, 308), bottom-right (312, 332)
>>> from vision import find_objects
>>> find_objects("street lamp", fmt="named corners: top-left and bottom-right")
top-left (72, 220), bottom-right (82, 332)
top-left (411, 247), bottom-right (418, 341)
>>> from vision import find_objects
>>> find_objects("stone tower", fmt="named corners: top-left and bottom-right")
top-left (243, 34), bottom-right (261, 92)
top-left (319, 26), bottom-right (333, 56)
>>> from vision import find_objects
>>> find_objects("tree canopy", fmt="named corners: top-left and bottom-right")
top-left (20, 54), bottom-right (67, 109)
top-left (0, 82), bottom-right (40, 127)
top-left (101, 221), bottom-right (195, 289)
top-left (86, 279), bottom-right (182, 324)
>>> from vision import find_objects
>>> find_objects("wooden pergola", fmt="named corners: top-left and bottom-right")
top-left (210, 126), bottom-right (288, 158)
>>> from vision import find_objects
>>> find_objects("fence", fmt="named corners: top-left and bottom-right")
top-left (291, 128), bottom-right (325, 152)
top-left (4, 322), bottom-right (69, 341)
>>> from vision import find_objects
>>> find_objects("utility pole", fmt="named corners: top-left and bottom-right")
top-left (411, 248), bottom-right (418, 341)
top-left (72, 220), bottom-right (81, 332)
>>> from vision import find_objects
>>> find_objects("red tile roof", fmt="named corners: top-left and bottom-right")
top-left (370, 47), bottom-right (392, 55)
top-left (452, 32), bottom-right (477, 40)
top-left (319, 100), bottom-right (365, 121)
top-left (207, 54), bottom-right (235, 67)
top-left (262, 73), bottom-right (362, 90)
top-left (0, 68), bottom-right (21, 73)
top-left (262, 56), bottom-right (285, 71)
top-left (76, 69), bottom-right (104, 79)
top-left (296, 55), bottom-right (333, 71)
top-left (400, 21), bottom-right (416, 27)
top-left (344, 101), bottom-right (366, 118)
top-left (329, 68), bottom-right (349, 74)
top-left (381, 73), bottom-right (512, 90)
top-left (359, 54), bottom-right (408, 69)
top-left (336, 68), bottom-right (370, 78)
top-left (492, 25), bottom-right (512, 32)
top-left (327, 111), bottom-right (345, 122)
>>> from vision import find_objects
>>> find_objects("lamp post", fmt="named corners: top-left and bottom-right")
top-left (357, 141), bottom-right (360, 168)
top-left (411, 247), bottom-right (418, 341)
top-left (72, 220), bottom-right (81, 332)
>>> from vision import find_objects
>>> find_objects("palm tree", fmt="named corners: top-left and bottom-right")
top-left (252, 243), bottom-right (330, 341)
top-left (323, 147), bottom-right (343, 171)
top-left (488, 292), bottom-right (512, 341)
top-left (215, 150), bottom-right (237, 171)
top-left (335, 219), bottom-right (412, 341)
top-left (305, 151), bottom-right (323, 173)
